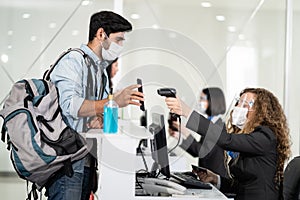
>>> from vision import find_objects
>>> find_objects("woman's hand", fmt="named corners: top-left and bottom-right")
top-left (168, 121), bottom-right (191, 138)
top-left (168, 127), bottom-right (179, 139)
top-left (165, 96), bottom-right (192, 118)
top-left (193, 168), bottom-right (218, 186)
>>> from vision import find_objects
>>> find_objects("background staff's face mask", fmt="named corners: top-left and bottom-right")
top-left (196, 94), bottom-right (208, 115)
top-left (101, 33), bottom-right (123, 61)
top-left (198, 101), bottom-right (208, 115)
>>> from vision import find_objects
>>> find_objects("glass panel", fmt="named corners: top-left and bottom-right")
top-left (291, 0), bottom-right (300, 154)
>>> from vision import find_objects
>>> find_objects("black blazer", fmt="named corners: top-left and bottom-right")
top-left (283, 156), bottom-right (300, 200)
top-left (180, 118), bottom-right (227, 177)
top-left (186, 111), bottom-right (279, 200)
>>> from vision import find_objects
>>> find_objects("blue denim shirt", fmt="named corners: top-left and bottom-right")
top-left (50, 44), bottom-right (109, 132)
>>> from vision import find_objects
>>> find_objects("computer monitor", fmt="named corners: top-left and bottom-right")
top-left (149, 113), bottom-right (171, 178)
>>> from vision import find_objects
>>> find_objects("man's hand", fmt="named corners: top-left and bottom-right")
top-left (113, 84), bottom-right (144, 108)
top-left (87, 116), bottom-right (103, 129)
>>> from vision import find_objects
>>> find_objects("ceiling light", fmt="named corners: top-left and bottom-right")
top-left (8, 45), bottom-right (12, 49)
top-left (49, 22), bottom-right (57, 29)
top-left (72, 30), bottom-right (79, 36)
top-left (7, 30), bottom-right (13, 35)
top-left (30, 36), bottom-right (37, 41)
top-left (201, 2), bottom-right (212, 8)
top-left (1, 54), bottom-right (9, 63)
top-left (22, 13), bottom-right (31, 19)
top-left (152, 24), bottom-right (159, 29)
top-left (227, 26), bottom-right (236, 32)
top-left (81, 0), bottom-right (90, 6)
top-left (216, 15), bottom-right (225, 21)
top-left (238, 34), bottom-right (245, 40)
top-left (130, 14), bottom-right (140, 20)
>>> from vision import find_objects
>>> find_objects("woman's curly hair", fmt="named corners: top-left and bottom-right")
top-left (228, 88), bottom-right (291, 184)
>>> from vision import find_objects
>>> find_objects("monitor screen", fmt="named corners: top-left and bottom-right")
top-left (149, 113), bottom-right (170, 178)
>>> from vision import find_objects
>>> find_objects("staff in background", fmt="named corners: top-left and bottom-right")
top-left (169, 87), bottom-right (227, 177)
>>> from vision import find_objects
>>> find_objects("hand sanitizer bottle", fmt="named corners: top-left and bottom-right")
top-left (103, 94), bottom-right (118, 134)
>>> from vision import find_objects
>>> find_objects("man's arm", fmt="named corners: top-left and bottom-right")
top-left (78, 99), bottom-right (109, 117)
top-left (78, 84), bottom-right (144, 117)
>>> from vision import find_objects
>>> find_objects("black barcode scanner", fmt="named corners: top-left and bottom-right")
top-left (157, 88), bottom-right (180, 119)
top-left (157, 88), bottom-right (176, 97)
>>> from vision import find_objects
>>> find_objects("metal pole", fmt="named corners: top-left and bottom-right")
top-left (284, 0), bottom-right (293, 116)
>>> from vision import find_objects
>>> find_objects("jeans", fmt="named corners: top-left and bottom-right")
top-left (46, 159), bottom-right (84, 200)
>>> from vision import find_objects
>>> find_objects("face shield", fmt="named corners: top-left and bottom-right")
top-left (223, 93), bottom-right (255, 129)
top-left (223, 93), bottom-right (239, 123)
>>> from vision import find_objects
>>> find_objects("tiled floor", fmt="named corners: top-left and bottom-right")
top-left (0, 175), bottom-right (46, 199)
top-left (0, 175), bottom-right (29, 199)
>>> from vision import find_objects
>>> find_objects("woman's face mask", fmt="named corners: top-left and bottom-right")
top-left (231, 93), bottom-right (255, 129)
top-left (231, 106), bottom-right (248, 129)
top-left (197, 94), bottom-right (208, 115)
top-left (198, 101), bottom-right (208, 114)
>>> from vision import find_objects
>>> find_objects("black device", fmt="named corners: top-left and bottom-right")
top-left (168, 112), bottom-right (178, 132)
top-left (157, 88), bottom-right (179, 120)
top-left (149, 113), bottom-right (171, 178)
top-left (137, 78), bottom-right (145, 111)
top-left (171, 172), bottom-right (212, 189)
top-left (157, 88), bottom-right (176, 98)
top-left (191, 165), bottom-right (208, 174)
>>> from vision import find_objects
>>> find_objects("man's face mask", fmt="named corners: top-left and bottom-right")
top-left (101, 33), bottom-right (123, 61)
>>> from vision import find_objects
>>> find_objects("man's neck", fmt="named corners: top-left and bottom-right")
top-left (87, 41), bottom-right (102, 60)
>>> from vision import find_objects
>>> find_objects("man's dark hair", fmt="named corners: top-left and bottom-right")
top-left (88, 11), bottom-right (132, 41)
top-left (202, 87), bottom-right (226, 116)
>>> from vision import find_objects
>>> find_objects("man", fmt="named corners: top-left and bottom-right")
top-left (47, 11), bottom-right (144, 200)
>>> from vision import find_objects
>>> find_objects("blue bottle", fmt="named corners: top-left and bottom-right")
top-left (103, 94), bottom-right (118, 134)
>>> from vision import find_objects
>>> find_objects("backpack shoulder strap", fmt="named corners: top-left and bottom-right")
top-left (43, 48), bottom-right (88, 81)
top-left (42, 48), bottom-right (105, 133)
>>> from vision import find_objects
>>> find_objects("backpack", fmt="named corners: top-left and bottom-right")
top-left (0, 48), bottom-right (94, 199)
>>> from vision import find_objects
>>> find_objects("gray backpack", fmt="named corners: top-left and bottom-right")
top-left (0, 48), bottom-right (92, 198)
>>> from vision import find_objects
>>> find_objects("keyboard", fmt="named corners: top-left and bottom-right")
top-left (171, 172), bottom-right (212, 190)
